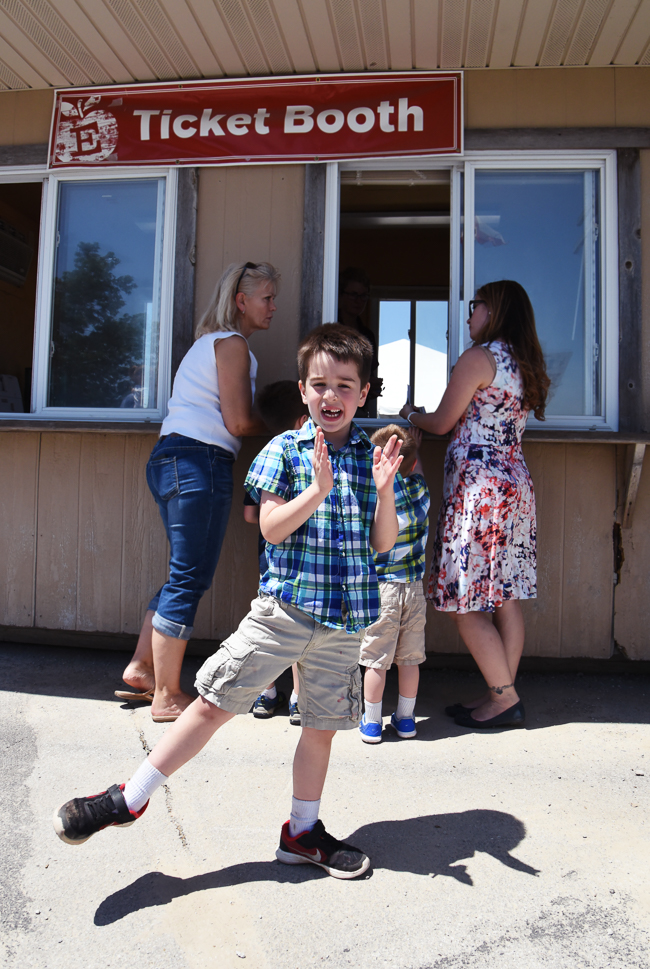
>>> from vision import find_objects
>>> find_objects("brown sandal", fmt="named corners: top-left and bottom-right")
top-left (114, 689), bottom-right (154, 703)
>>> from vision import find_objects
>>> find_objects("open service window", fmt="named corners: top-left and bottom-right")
top-left (323, 151), bottom-right (618, 431)
top-left (0, 167), bottom-right (177, 422)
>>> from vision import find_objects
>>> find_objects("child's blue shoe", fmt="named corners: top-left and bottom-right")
top-left (252, 691), bottom-right (286, 718)
top-left (359, 715), bottom-right (382, 744)
top-left (390, 712), bottom-right (417, 739)
top-left (288, 699), bottom-right (301, 726)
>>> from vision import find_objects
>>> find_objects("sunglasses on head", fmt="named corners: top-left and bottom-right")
top-left (235, 262), bottom-right (258, 294)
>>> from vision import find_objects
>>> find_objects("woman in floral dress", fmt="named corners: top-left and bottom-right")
top-left (401, 280), bottom-right (549, 729)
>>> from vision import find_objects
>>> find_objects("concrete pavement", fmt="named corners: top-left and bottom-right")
top-left (1, 641), bottom-right (649, 969)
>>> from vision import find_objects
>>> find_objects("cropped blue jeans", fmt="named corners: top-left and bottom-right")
top-left (146, 434), bottom-right (234, 640)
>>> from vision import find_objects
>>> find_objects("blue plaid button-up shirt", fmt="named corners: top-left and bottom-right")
top-left (373, 472), bottom-right (430, 583)
top-left (245, 419), bottom-right (380, 633)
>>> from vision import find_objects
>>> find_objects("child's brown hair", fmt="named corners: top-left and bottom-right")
top-left (297, 323), bottom-right (373, 386)
top-left (371, 424), bottom-right (417, 475)
top-left (257, 380), bottom-right (308, 435)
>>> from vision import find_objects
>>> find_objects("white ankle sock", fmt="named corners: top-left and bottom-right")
top-left (123, 760), bottom-right (168, 813)
top-left (290, 690), bottom-right (299, 705)
top-left (396, 694), bottom-right (416, 720)
top-left (262, 685), bottom-right (277, 700)
top-left (289, 796), bottom-right (320, 837)
top-left (364, 699), bottom-right (382, 723)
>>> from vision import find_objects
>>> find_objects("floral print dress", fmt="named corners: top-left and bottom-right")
top-left (428, 340), bottom-right (537, 614)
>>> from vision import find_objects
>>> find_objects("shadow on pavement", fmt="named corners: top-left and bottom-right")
top-left (94, 809), bottom-right (538, 925)
top-left (2, 644), bottom-right (650, 728)
top-left (0, 643), bottom-right (203, 703)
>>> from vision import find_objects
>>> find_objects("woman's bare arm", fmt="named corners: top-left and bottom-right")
top-left (215, 335), bottom-right (268, 436)
top-left (400, 346), bottom-right (495, 435)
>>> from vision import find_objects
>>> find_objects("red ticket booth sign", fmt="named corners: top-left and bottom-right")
top-left (49, 72), bottom-right (462, 168)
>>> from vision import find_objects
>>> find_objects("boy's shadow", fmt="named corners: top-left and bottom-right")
top-left (94, 809), bottom-right (538, 925)
top-left (350, 810), bottom-right (539, 884)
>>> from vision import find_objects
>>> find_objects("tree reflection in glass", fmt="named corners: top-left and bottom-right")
top-left (47, 178), bottom-right (165, 410)
top-left (49, 241), bottom-right (143, 407)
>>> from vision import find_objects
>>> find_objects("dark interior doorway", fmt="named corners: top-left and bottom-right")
top-left (338, 169), bottom-right (450, 417)
top-left (0, 181), bottom-right (42, 413)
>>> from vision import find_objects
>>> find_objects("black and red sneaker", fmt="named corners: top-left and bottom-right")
top-left (275, 819), bottom-right (370, 879)
top-left (53, 784), bottom-right (147, 846)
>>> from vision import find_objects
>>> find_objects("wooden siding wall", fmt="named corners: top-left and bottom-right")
top-left (1, 431), bottom-right (622, 658)
top-left (0, 431), bottom-right (263, 642)
top-left (5, 71), bottom-right (650, 149)
top-left (194, 164), bottom-right (304, 388)
top-left (613, 148), bottom-right (650, 659)
top-left (420, 442), bottom-right (617, 658)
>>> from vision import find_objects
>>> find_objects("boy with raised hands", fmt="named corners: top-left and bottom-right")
top-left (54, 324), bottom-right (402, 880)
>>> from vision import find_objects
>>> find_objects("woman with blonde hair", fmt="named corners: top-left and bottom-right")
top-left (116, 261), bottom-right (280, 721)
top-left (401, 279), bottom-right (549, 729)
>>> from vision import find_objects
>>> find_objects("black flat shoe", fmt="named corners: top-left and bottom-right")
top-left (444, 703), bottom-right (473, 718)
top-left (454, 700), bottom-right (526, 730)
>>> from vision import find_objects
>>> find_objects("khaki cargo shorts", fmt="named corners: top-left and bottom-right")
top-left (359, 580), bottom-right (427, 669)
top-left (195, 594), bottom-right (363, 730)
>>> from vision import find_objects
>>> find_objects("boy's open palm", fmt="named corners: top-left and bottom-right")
top-left (372, 434), bottom-right (403, 495)
top-left (312, 426), bottom-right (334, 494)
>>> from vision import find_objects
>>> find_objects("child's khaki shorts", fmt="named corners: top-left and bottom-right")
top-left (195, 594), bottom-right (363, 730)
top-left (359, 581), bottom-right (427, 669)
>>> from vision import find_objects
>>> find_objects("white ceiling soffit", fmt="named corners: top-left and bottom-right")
top-left (0, 0), bottom-right (649, 90)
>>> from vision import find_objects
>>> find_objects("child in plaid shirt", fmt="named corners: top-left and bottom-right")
top-left (359, 424), bottom-right (430, 744)
top-left (54, 325), bottom-right (403, 880)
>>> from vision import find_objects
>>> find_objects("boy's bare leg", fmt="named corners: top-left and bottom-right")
top-left (363, 667), bottom-right (386, 703)
top-left (292, 727), bottom-right (336, 800)
top-left (397, 665), bottom-right (419, 699)
top-left (148, 696), bottom-right (236, 776)
top-left (151, 628), bottom-right (195, 719)
top-left (121, 610), bottom-right (156, 693)
top-left (291, 663), bottom-right (300, 696)
top-left (454, 611), bottom-right (520, 720)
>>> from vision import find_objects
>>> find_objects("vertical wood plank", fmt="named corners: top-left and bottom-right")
top-left (194, 164), bottom-right (304, 390)
top-left (521, 443), bottom-right (565, 656)
top-left (618, 147), bottom-right (642, 432)
top-left (0, 431), bottom-right (39, 627)
top-left (121, 433), bottom-right (167, 635)
top-left (77, 434), bottom-right (125, 632)
top-left (300, 163), bottom-right (326, 339)
top-left (614, 449), bottom-right (650, 659)
top-left (171, 167), bottom-right (198, 382)
top-left (34, 434), bottom-right (81, 630)
top-left (560, 445), bottom-right (616, 658)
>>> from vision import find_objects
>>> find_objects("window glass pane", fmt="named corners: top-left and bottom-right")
top-left (415, 301), bottom-right (447, 411)
top-left (473, 170), bottom-right (601, 417)
top-left (377, 300), bottom-right (410, 416)
top-left (48, 178), bottom-right (165, 408)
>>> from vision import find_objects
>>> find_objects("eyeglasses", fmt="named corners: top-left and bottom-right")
top-left (235, 261), bottom-right (258, 294)
top-left (468, 299), bottom-right (487, 315)
top-left (341, 289), bottom-right (369, 302)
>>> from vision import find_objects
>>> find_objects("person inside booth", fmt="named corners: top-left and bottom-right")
top-left (337, 266), bottom-right (382, 416)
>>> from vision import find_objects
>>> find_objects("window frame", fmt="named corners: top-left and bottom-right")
top-left (0, 165), bottom-right (178, 423)
top-left (324, 150), bottom-right (619, 431)
top-left (463, 151), bottom-right (618, 431)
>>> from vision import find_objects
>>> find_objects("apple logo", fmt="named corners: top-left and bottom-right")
top-left (54, 96), bottom-right (119, 164)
